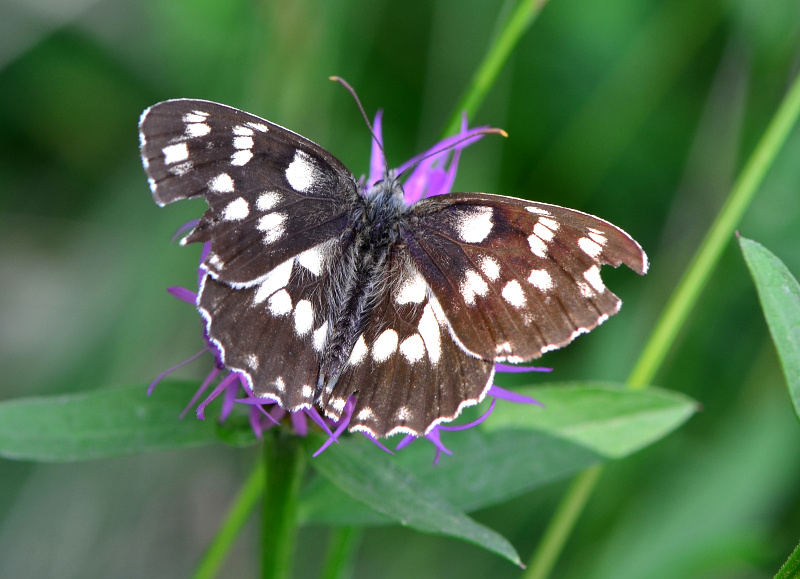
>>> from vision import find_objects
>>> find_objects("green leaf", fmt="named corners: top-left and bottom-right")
top-left (0, 381), bottom-right (224, 461)
top-left (775, 537), bottom-right (800, 579)
top-left (484, 382), bottom-right (698, 458)
top-left (300, 382), bottom-right (696, 526)
top-left (740, 236), bottom-right (800, 421)
top-left (306, 434), bottom-right (522, 566)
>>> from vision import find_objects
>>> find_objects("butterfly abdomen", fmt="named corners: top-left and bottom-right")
top-left (316, 180), bottom-right (407, 398)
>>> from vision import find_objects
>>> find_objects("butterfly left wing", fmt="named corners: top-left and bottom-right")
top-left (318, 247), bottom-right (494, 437)
top-left (403, 193), bottom-right (648, 363)
top-left (139, 99), bottom-right (360, 286)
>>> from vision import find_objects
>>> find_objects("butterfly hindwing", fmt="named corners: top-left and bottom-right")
top-left (319, 248), bottom-right (495, 437)
top-left (198, 236), bottom-right (346, 410)
top-left (139, 99), bottom-right (359, 285)
top-left (404, 193), bottom-right (648, 362)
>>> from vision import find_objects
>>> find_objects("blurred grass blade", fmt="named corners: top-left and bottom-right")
top-left (307, 435), bottom-right (522, 566)
top-left (0, 382), bottom-right (220, 461)
top-left (775, 537), bottom-right (800, 579)
top-left (527, 68), bottom-right (800, 579)
top-left (740, 236), bottom-right (800, 421)
top-left (441, 0), bottom-right (549, 137)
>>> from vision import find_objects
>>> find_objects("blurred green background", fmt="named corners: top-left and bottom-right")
top-left (2, 0), bottom-right (800, 577)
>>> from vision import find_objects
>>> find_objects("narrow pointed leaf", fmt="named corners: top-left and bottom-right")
top-left (306, 435), bottom-right (522, 566)
top-left (0, 382), bottom-right (222, 461)
top-left (740, 236), bottom-right (800, 421)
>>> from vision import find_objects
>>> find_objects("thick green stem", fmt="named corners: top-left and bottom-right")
top-left (262, 431), bottom-right (306, 579)
top-left (441, 0), bottom-right (549, 138)
top-left (525, 69), bottom-right (800, 579)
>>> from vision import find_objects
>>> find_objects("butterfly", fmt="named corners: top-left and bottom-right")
top-left (138, 98), bottom-right (648, 438)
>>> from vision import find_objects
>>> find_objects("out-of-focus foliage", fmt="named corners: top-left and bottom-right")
top-left (1, 0), bottom-right (799, 577)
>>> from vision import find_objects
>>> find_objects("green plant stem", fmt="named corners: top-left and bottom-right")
top-left (193, 459), bottom-right (265, 579)
top-left (441, 0), bottom-right (549, 138)
top-left (524, 69), bottom-right (800, 579)
top-left (262, 431), bottom-right (306, 579)
top-left (320, 527), bottom-right (362, 579)
top-left (775, 537), bottom-right (800, 579)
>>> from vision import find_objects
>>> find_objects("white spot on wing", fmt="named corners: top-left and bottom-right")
top-left (357, 408), bottom-right (374, 420)
top-left (526, 206), bottom-right (552, 216)
top-left (268, 289), bottom-right (292, 315)
top-left (162, 143), bottom-right (189, 165)
top-left (233, 125), bottom-right (254, 136)
top-left (246, 354), bottom-right (258, 369)
top-left (231, 150), bottom-right (253, 166)
top-left (456, 206), bottom-right (493, 243)
top-left (186, 123), bottom-right (211, 137)
top-left (533, 222), bottom-right (555, 242)
top-left (372, 329), bottom-right (399, 362)
top-left (256, 191), bottom-right (281, 211)
top-left (182, 112), bottom-right (207, 123)
top-left (286, 150), bottom-right (316, 192)
top-left (527, 233), bottom-right (548, 258)
top-left (399, 334), bottom-right (426, 363)
top-left (578, 236), bottom-right (603, 258)
top-left (274, 376), bottom-right (285, 392)
top-left (587, 230), bottom-right (607, 246)
top-left (296, 245), bottom-right (324, 276)
top-left (293, 299), bottom-right (314, 335)
top-left (169, 161), bottom-right (193, 176)
top-left (417, 303), bottom-right (441, 363)
top-left (313, 321), bottom-right (328, 352)
top-left (395, 269), bottom-right (426, 305)
top-left (528, 269), bottom-right (553, 291)
top-left (502, 280), bottom-right (527, 308)
top-left (247, 122), bottom-right (269, 132)
top-left (396, 407), bottom-right (411, 421)
top-left (461, 269), bottom-right (488, 305)
top-left (257, 212), bottom-right (287, 244)
top-left (302, 385), bottom-right (313, 399)
top-left (538, 217), bottom-right (560, 231)
top-left (233, 136), bottom-right (253, 150)
top-left (222, 197), bottom-right (249, 221)
top-left (583, 265), bottom-right (605, 293)
top-left (209, 173), bottom-right (234, 193)
top-left (253, 258), bottom-right (293, 304)
top-left (577, 281), bottom-right (594, 298)
top-left (478, 256), bottom-right (501, 281)
top-left (348, 335), bottom-right (368, 365)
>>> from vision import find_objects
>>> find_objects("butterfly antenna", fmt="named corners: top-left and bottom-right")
top-left (395, 126), bottom-right (508, 181)
top-left (329, 76), bottom-right (391, 177)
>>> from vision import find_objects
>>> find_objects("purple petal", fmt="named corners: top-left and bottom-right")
top-left (167, 286), bottom-right (198, 305)
top-left (425, 429), bottom-right (452, 465)
top-left (290, 411), bottom-right (308, 436)
top-left (488, 385), bottom-right (544, 406)
top-left (179, 366), bottom-right (220, 418)
top-left (395, 433), bottom-right (417, 451)
top-left (196, 373), bottom-right (240, 419)
top-left (438, 398), bottom-right (497, 431)
top-left (171, 219), bottom-right (200, 243)
top-left (494, 363), bottom-right (553, 373)
top-left (368, 110), bottom-right (384, 187)
top-left (148, 347), bottom-right (209, 395)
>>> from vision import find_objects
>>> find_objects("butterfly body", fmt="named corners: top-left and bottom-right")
top-left (139, 98), bottom-right (647, 438)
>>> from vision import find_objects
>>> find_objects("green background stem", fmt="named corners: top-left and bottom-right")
top-left (441, 0), bottom-right (549, 137)
top-left (320, 527), bottom-right (362, 579)
top-left (524, 70), bottom-right (800, 579)
top-left (193, 459), bottom-right (265, 579)
top-left (262, 432), bottom-right (306, 579)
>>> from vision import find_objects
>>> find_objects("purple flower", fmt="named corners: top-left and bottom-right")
top-left (149, 112), bottom-right (547, 460)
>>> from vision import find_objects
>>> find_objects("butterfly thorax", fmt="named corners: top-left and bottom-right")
top-left (315, 178), bottom-right (408, 400)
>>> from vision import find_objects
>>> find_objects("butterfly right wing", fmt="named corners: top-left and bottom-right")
top-left (139, 99), bottom-right (359, 286)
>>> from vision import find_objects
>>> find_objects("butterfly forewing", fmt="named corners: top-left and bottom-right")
top-left (404, 193), bottom-right (647, 362)
top-left (139, 99), bottom-right (359, 285)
